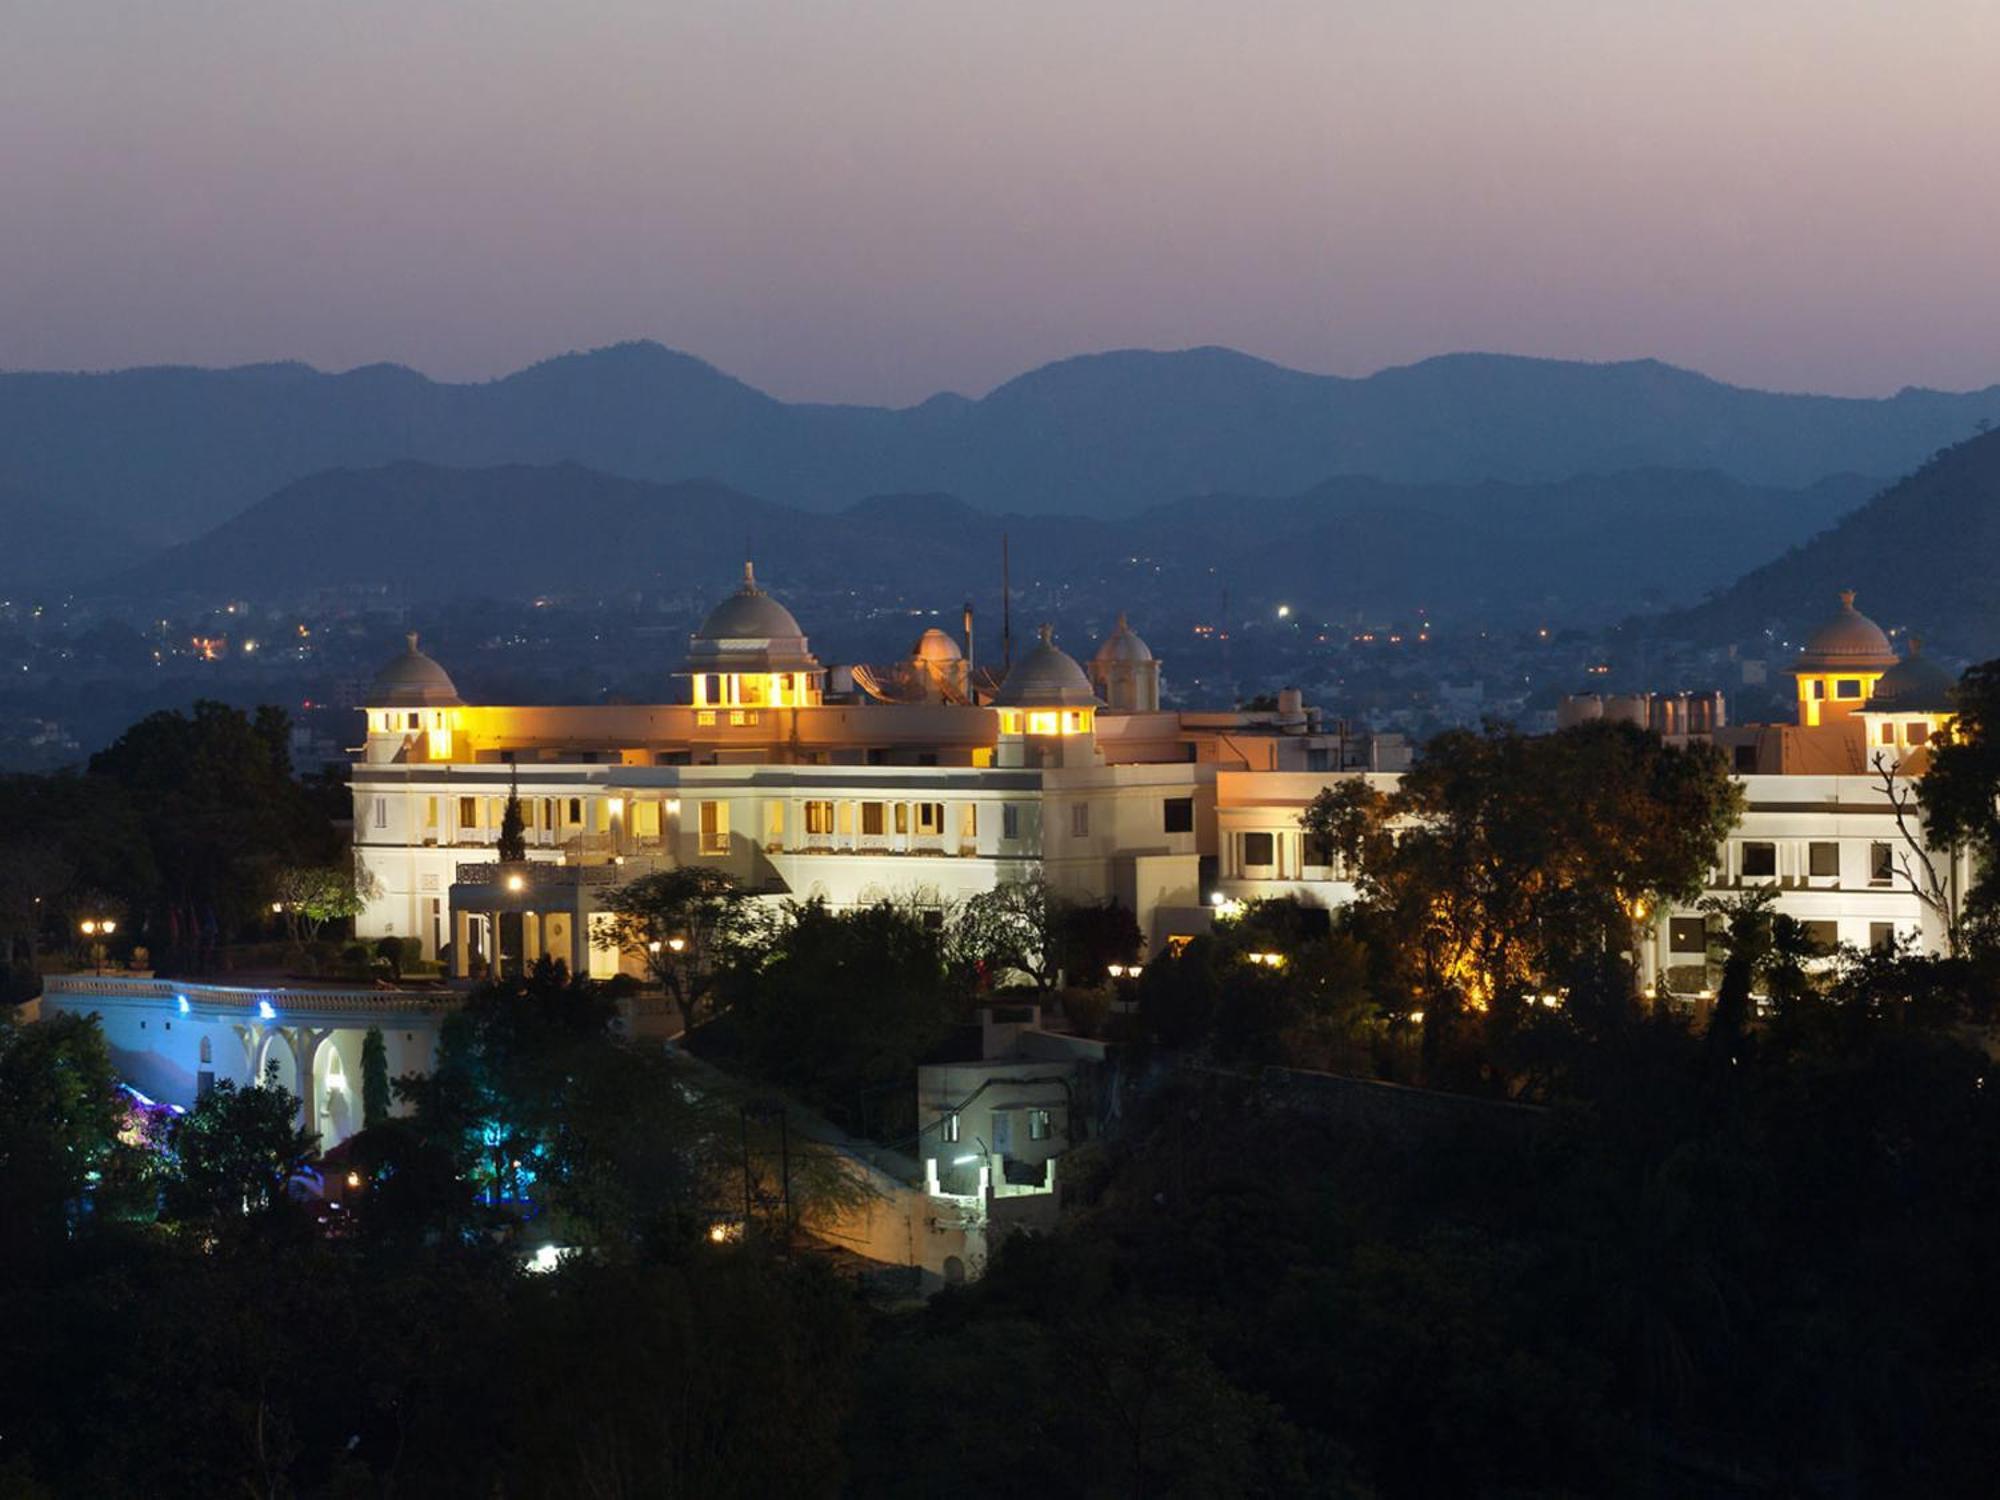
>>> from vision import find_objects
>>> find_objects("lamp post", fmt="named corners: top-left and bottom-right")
top-left (79, 917), bottom-right (116, 976)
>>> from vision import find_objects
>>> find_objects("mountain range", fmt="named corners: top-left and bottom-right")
top-left (111, 461), bottom-right (1877, 625)
top-left (6, 341), bottom-right (1998, 545)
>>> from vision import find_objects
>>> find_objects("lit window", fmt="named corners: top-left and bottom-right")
top-left (1870, 922), bottom-right (1896, 952)
top-left (837, 801), bottom-right (855, 836)
top-left (805, 800), bottom-right (835, 835)
top-left (1804, 920), bottom-right (1839, 951)
top-left (895, 804), bottom-right (909, 835)
top-left (1028, 1108), bottom-right (1053, 1142)
top-left (960, 804), bottom-right (978, 840)
top-left (862, 802), bottom-right (886, 837)
top-left (917, 802), bottom-right (944, 836)
top-left (1028, 710), bottom-right (1060, 736)
top-left (940, 1112), bottom-right (960, 1143)
top-left (1908, 722), bottom-right (1930, 745)
top-left (700, 801), bottom-right (730, 856)
top-left (696, 710), bottom-right (717, 727)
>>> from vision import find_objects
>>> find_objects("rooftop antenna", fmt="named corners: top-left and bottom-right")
top-left (1001, 532), bottom-right (1013, 672)
top-left (963, 599), bottom-right (976, 681)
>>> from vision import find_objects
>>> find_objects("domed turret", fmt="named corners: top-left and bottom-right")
top-left (1090, 612), bottom-right (1161, 711)
top-left (1796, 590), bottom-right (1897, 672)
top-left (1793, 590), bottom-right (1899, 728)
top-left (995, 624), bottom-right (1098, 708)
top-left (369, 633), bottom-right (462, 708)
top-left (1865, 638), bottom-right (1957, 713)
top-left (684, 562), bottom-right (824, 708)
top-left (912, 627), bottom-right (963, 664)
top-left (992, 626), bottom-right (1099, 767)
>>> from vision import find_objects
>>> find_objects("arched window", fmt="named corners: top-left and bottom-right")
top-left (199, 1035), bottom-right (213, 1064)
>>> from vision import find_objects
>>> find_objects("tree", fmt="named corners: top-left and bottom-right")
top-left (270, 860), bottom-right (372, 946)
top-left (164, 1068), bottom-right (314, 1224)
top-left (496, 768), bottom-right (528, 865)
top-left (1302, 722), bottom-right (1742, 1020)
top-left (1871, 750), bottom-right (1965, 955)
top-left (951, 875), bottom-right (1063, 989)
top-left (0, 1010), bottom-right (125, 1250)
top-left (361, 1027), bottom-right (392, 1129)
top-left (89, 701), bottom-right (343, 968)
top-left (594, 867), bottom-right (754, 1028)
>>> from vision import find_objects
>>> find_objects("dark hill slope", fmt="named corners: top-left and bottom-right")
top-left (1647, 427), bottom-right (2000, 655)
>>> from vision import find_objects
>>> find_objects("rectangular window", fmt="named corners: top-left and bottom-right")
top-left (1739, 841), bottom-right (1776, 878)
top-left (861, 802), bottom-right (886, 837)
top-left (696, 710), bottom-right (717, 727)
top-left (1734, 744), bottom-right (1759, 773)
top-left (1304, 832), bottom-right (1335, 869)
top-left (1002, 803), bottom-right (1021, 840)
top-left (1835, 679), bottom-right (1862, 699)
top-left (837, 801), bottom-right (854, 836)
top-left (1870, 842), bottom-right (1895, 884)
top-left (1808, 841), bottom-right (1840, 878)
top-left (991, 1110), bottom-right (1014, 1151)
top-left (1163, 796), bottom-right (1194, 834)
top-left (458, 795), bottom-right (477, 828)
top-left (1669, 916), bottom-right (1708, 954)
top-left (764, 801), bottom-right (785, 842)
top-left (568, 797), bottom-right (582, 824)
top-left (1028, 1107), bottom-right (1053, 1142)
top-left (1908, 722), bottom-right (1930, 745)
top-left (917, 802), bottom-right (945, 836)
top-left (1070, 803), bottom-right (1089, 838)
top-left (631, 800), bottom-right (661, 838)
top-left (1804, 920), bottom-right (1839, 952)
top-left (940, 1112), bottom-right (960, 1143)
top-left (700, 801), bottom-right (729, 855)
top-left (894, 804), bottom-right (909, 835)
top-left (1870, 922), bottom-right (1896, 952)
top-left (407, 711), bottom-right (421, 730)
top-left (805, 800), bottom-right (834, 835)
top-left (1242, 831), bottom-right (1276, 867)
top-left (373, 796), bottom-right (388, 830)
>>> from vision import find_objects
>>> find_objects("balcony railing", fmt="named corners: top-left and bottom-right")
top-left (43, 974), bottom-right (449, 1016)
top-left (455, 862), bottom-right (625, 888)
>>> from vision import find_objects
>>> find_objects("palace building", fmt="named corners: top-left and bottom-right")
top-left (43, 575), bottom-right (1963, 1178)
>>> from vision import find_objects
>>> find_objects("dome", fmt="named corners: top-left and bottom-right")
top-left (911, 627), bottom-right (963, 663)
top-left (994, 625), bottom-right (1100, 708)
top-left (1093, 612), bottom-right (1154, 666)
top-left (368, 633), bottom-right (462, 708)
top-left (1796, 590), bottom-right (1898, 672)
top-left (1865, 638), bottom-right (1957, 713)
top-left (686, 562), bottom-right (820, 674)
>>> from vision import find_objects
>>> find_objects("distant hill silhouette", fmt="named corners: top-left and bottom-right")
top-left (2, 341), bottom-right (1994, 543)
top-left (106, 461), bottom-right (1875, 624)
top-left (1645, 425), bottom-right (2000, 655)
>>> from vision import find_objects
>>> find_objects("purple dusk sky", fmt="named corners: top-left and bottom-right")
top-left (5, 1), bottom-right (1998, 403)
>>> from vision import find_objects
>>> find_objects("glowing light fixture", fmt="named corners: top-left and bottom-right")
top-left (506, 873), bottom-right (526, 892)
top-left (257, 998), bottom-right (277, 1021)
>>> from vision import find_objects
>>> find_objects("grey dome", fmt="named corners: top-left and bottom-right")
top-left (994, 625), bottom-right (1100, 709)
top-left (1093, 612), bottom-right (1154, 665)
top-left (686, 562), bottom-right (820, 673)
top-left (1797, 590), bottom-right (1897, 671)
top-left (1865, 639), bottom-right (1957, 713)
top-left (369, 633), bottom-right (462, 708)
top-left (912, 627), bottom-right (963, 663)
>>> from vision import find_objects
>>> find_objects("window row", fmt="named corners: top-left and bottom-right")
top-left (1734, 839), bottom-right (1895, 884)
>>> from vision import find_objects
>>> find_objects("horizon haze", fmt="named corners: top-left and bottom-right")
top-left (7, 1), bottom-right (2000, 403)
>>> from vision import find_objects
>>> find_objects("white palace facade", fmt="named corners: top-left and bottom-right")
top-left (350, 573), bottom-right (1965, 992)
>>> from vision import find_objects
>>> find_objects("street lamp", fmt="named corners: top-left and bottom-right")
top-left (666, 936), bottom-right (687, 954)
top-left (79, 917), bottom-right (116, 976)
